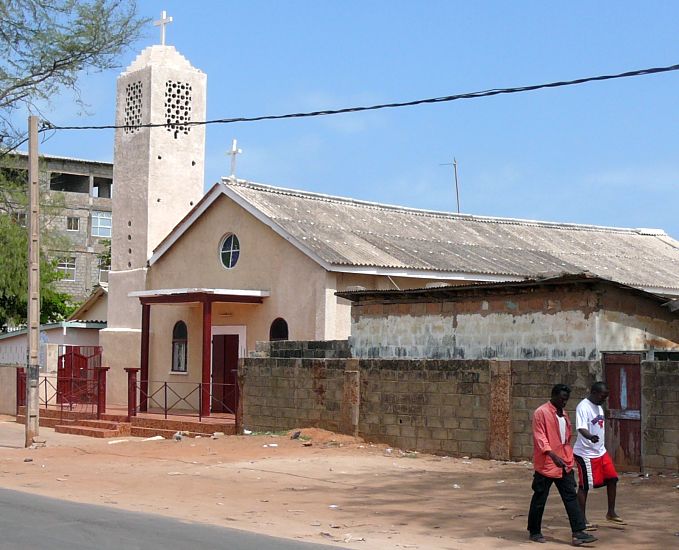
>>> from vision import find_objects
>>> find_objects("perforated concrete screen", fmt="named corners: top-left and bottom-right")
top-left (165, 79), bottom-right (192, 137)
top-left (124, 81), bottom-right (143, 134)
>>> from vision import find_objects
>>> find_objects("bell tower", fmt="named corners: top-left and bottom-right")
top-left (101, 13), bottom-right (207, 401)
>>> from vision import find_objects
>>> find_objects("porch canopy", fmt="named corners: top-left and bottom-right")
top-left (129, 288), bottom-right (270, 416)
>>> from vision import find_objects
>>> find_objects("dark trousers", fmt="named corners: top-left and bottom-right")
top-left (527, 469), bottom-right (586, 535)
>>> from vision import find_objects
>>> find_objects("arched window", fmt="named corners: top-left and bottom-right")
top-left (220, 233), bottom-right (240, 269)
top-left (269, 318), bottom-right (289, 341)
top-left (172, 321), bottom-right (188, 372)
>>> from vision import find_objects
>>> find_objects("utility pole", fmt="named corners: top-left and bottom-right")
top-left (25, 115), bottom-right (40, 447)
top-left (440, 157), bottom-right (461, 213)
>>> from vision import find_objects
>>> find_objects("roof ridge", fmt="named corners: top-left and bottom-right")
top-left (223, 179), bottom-right (666, 236)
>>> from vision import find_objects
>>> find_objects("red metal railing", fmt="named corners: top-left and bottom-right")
top-left (125, 371), bottom-right (239, 424)
top-left (16, 366), bottom-right (108, 420)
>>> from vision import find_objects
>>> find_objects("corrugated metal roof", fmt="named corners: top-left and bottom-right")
top-left (336, 273), bottom-right (672, 304)
top-left (226, 180), bottom-right (679, 291)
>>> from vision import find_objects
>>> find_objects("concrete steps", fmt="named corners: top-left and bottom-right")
top-left (16, 414), bottom-right (74, 429)
top-left (15, 407), bottom-right (235, 439)
top-left (55, 424), bottom-right (125, 438)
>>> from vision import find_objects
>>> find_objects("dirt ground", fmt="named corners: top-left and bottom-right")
top-left (0, 417), bottom-right (677, 549)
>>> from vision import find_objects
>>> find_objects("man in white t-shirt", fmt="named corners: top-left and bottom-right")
top-left (573, 381), bottom-right (625, 529)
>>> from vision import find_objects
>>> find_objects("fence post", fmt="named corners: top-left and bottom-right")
top-left (164, 382), bottom-right (168, 420)
top-left (198, 383), bottom-right (202, 422)
top-left (124, 368), bottom-right (139, 420)
top-left (16, 368), bottom-right (26, 415)
top-left (96, 367), bottom-right (110, 419)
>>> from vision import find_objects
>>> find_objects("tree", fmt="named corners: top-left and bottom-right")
top-left (0, 0), bottom-right (148, 148)
top-left (0, 0), bottom-right (147, 328)
top-left (0, 213), bottom-right (75, 331)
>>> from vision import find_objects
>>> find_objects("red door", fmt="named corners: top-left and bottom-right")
top-left (603, 353), bottom-right (642, 471)
top-left (211, 334), bottom-right (239, 413)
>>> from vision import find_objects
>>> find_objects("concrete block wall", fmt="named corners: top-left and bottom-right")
top-left (350, 300), bottom-right (598, 361)
top-left (253, 340), bottom-right (351, 359)
top-left (642, 361), bottom-right (679, 471)
top-left (510, 361), bottom-right (599, 459)
top-left (357, 359), bottom-right (491, 457)
top-left (240, 356), bottom-right (678, 471)
top-left (241, 358), bottom-right (346, 432)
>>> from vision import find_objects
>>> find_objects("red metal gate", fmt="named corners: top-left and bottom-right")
top-left (603, 353), bottom-right (642, 471)
top-left (57, 346), bottom-right (103, 407)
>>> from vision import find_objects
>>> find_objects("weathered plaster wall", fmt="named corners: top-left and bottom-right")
top-left (351, 307), bottom-right (598, 361)
top-left (349, 286), bottom-right (679, 360)
top-left (598, 310), bottom-right (679, 352)
top-left (76, 294), bottom-right (108, 322)
top-left (99, 329), bottom-right (141, 406)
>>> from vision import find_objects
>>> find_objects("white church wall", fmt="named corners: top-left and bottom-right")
top-left (146, 194), bottom-right (331, 345)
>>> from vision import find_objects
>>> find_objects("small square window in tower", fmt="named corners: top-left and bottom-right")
top-left (165, 80), bottom-right (192, 138)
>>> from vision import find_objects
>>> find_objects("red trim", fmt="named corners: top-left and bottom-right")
top-left (201, 300), bottom-right (212, 417)
top-left (140, 303), bottom-right (150, 412)
top-left (139, 292), bottom-right (263, 305)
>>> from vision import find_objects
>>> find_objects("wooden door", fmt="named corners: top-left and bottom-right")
top-left (603, 353), bottom-right (642, 471)
top-left (211, 334), bottom-right (239, 413)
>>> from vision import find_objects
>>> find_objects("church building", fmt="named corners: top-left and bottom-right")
top-left (100, 19), bottom-right (679, 413)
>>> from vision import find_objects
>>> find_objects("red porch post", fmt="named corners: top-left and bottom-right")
top-left (201, 298), bottom-right (212, 417)
top-left (124, 367), bottom-right (140, 419)
top-left (140, 302), bottom-right (150, 412)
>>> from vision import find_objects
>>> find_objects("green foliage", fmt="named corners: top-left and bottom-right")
top-left (0, 0), bottom-right (148, 147)
top-left (0, 213), bottom-right (75, 330)
top-left (98, 238), bottom-right (111, 268)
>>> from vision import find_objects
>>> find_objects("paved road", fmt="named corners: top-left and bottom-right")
top-left (0, 488), bottom-right (340, 550)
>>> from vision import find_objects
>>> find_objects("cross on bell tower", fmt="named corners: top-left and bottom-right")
top-left (154, 10), bottom-right (173, 46)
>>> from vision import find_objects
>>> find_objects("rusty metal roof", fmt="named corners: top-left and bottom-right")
top-left (225, 180), bottom-right (679, 293)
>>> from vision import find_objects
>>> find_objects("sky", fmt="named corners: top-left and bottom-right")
top-left (25, 1), bottom-right (679, 238)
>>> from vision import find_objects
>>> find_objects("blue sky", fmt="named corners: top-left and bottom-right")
top-left (30, 1), bottom-right (679, 238)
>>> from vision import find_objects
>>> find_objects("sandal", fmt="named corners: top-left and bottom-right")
top-left (606, 515), bottom-right (626, 525)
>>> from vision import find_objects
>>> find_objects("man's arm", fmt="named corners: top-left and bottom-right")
top-left (577, 427), bottom-right (599, 443)
top-left (533, 409), bottom-right (566, 468)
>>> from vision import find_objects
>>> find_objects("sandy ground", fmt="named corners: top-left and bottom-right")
top-left (0, 417), bottom-right (677, 549)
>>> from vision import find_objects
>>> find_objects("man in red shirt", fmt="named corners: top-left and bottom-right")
top-left (527, 384), bottom-right (598, 546)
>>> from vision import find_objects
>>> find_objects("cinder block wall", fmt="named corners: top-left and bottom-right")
top-left (241, 352), bottom-right (678, 471)
top-left (241, 358), bottom-right (346, 432)
top-left (511, 361), bottom-right (598, 459)
top-left (358, 359), bottom-right (490, 456)
top-left (642, 361), bottom-right (679, 471)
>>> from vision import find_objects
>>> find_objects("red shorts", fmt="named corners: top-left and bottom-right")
top-left (575, 452), bottom-right (618, 490)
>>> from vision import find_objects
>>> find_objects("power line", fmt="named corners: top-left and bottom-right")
top-left (42, 62), bottom-right (679, 133)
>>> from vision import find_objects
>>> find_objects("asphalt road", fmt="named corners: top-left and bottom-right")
top-left (0, 488), bottom-right (340, 550)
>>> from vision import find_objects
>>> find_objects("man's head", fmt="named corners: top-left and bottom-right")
top-left (589, 381), bottom-right (609, 405)
top-left (550, 383), bottom-right (571, 409)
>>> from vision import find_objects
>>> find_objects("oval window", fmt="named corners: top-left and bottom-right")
top-left (220, 233), bottom-right (240, 269)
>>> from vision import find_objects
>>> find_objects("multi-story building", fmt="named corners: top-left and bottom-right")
top-left (0, 153), bottom-right (113, 304)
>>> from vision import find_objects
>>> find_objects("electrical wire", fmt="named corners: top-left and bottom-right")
top-left (41, 62), bottom-right (679, 133)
